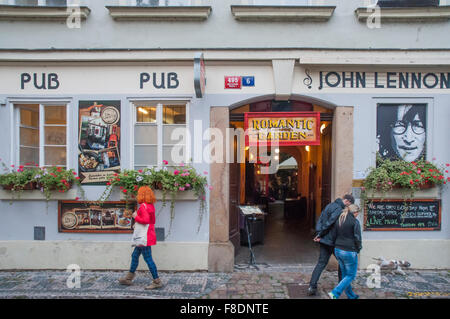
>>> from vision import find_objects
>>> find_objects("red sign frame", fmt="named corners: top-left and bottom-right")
top-left (225, 76), bottom-right (242, 89)
top-left (244, 112), bottom-right (321, 147)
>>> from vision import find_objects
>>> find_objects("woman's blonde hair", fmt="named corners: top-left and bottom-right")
top-left (338, 204), bottom-right (360, 227)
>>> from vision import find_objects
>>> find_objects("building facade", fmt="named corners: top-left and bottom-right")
top-left (0, 0), bottom-right (449, 271)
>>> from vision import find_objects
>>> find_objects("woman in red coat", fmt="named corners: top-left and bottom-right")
top-left (119, 186), bottom-right (162, 289)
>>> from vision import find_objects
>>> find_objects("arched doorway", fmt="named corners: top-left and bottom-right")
top-left (228, 98), bottom-right (333, 265)
top-left (207, 96), bottom-right (354, 272)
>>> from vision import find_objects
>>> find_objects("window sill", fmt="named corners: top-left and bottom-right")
top-left (355, 6), bottom-right (450, 22)
top-left (0, 188), bottom-right (78, 201)
top-left (105, 5), bottom-right (212, 21)
top-left (230, 5), bottom-right (336, 22)
top-left (365, 186), bottom-right (440, 199)
top-left (0, 5), bottom-right (90, 21)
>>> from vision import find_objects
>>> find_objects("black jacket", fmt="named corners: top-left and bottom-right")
top-left (330, 213), bottom-right (362, 253)
top-left (315, 198), bottom-right (346, 246)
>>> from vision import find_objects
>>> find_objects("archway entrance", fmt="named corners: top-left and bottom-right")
top-left (228, 98), bottom-right (334, 265)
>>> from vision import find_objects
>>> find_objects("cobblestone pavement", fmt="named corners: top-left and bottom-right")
top-left (0, 264), bottom-right (449, 299)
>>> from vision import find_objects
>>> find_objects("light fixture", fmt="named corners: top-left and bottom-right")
top-left (274, 155), bottom-right (279, 161)
top-left (305, 146), bottom-right (310, 152)
top-left (275, 148), bottom-right (280, 154)
top-left (138, 107), bottom-right (149, 114)
top-left (320, 123), bottom-right (326, 134)
top-left (245, 146), bottom-right (249, 151)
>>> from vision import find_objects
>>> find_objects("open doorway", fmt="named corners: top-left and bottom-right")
top-left (229, 99), bottom-right (333, 265)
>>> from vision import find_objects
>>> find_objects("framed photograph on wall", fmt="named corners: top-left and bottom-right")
top-left (58, 201), bottom-right (136, 233)
top-left (78, 100), bottom-right (121, 184)
top-left (376, 103), bottom-right (427, 163)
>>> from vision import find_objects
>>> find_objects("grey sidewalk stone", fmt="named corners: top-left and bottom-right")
top-left (0, 265), bottom-right (449, 299)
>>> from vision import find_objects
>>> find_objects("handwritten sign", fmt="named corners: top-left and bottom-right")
top-left (364, 199), bottom-right (441, 231)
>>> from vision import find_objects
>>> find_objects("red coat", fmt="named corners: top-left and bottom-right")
top-left (134, 203), bottom-right (156, 246)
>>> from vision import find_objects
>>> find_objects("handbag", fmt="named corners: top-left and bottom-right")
top-left (131, 204), bottom-right (149, 246)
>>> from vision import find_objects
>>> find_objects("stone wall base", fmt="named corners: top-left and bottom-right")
top-left (208, 241), bottom-right (235, 273)
top-left (0, 241), bottom-right (208, 271)
top-left (359, 239), bottom-right (450, 269)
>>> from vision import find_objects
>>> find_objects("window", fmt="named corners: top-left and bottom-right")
top-left (243, 0), bottom-right (316, 5)
top-left (6, 0), bottom-right (68, 6)
top-left (133, 102), bottom-right (188, 170)
top-left (117, 0), bottom-right (202, 6)
top-left (376, 0), bottom-right (440, 7)
top-left (15, 103), bottom-right (68, 168)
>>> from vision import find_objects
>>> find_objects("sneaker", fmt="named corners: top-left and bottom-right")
top-left (328, 292), bottom-right (337, 299)
top-left (307, 286), bottom-right (317, 296)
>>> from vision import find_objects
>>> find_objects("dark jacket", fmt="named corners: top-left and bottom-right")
top-left (330, 212), bottom-right (362, 253)
top-left (315, 198), bottom-right (346, 246)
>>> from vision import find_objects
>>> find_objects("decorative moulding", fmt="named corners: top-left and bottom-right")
top-left (0, 5), bottom-right (90, 21)
top-left (0, 188), bottom-right (78, 201)
top-left (106, 6), bottom-right (212, 21)
top-left (355, 6), bottom-right (450, 22)
top-left (230, 5), bottom-right (336, 22)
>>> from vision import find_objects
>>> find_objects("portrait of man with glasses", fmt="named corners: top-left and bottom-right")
top-left (377, 104), bottom-right (427, 163)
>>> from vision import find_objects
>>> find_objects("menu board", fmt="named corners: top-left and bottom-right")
top-left (59, 201), bottom-right (136, 233)
top-left (239, 205), bottom-right (264, 216)
top-left (364, 199), bottom-right (441, 231)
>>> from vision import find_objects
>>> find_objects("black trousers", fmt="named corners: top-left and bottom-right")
top-left (309, 243), bottom-right (342, 289)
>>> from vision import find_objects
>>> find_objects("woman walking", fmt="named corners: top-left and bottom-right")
top-left (328, 204), bottom-right (362, 299)
top-left (119, 186), bottom-right (162, 290)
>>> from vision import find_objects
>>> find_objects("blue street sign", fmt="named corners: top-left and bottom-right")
top-left (242, 76), bottom-right (255, 87)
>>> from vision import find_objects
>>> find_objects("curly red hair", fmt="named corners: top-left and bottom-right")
top-left (137, 186), bottom-right (156, 204)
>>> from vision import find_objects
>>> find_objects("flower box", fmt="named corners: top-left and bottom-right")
top-left (364, 186), bottom-right (440, 200)
top-left (0, 188), bottom-right (78, 201)
top-left (120, 189), bottom-right (199, 202)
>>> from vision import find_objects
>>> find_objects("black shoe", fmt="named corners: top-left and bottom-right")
top-left (307, 286), bottom-right (317, 296)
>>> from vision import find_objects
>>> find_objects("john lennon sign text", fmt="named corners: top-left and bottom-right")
top-left (309, 71), bottom-right (450, 90)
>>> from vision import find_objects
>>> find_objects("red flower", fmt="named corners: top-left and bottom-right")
top-left (123, 189), bottom-right (127, 193)
top-left (75, 177), bottom-right (80, 180)
top-left (106, 182), bottom-right (111, 185)
top-left (446, 164), bottom-right (450, 167)
top-left (410, 180), bottom-right (414, 185)
top-left (114, 173), bottom-right (118, 177)
top-left (75, 197), bottom-right (80, 201)
top-left (138, 170), bottom-right (143, 173)
top-left (73, 172), bottom-right (77, 175)
top-left (173, 170), bottom-right (180, 175)
top-left (163, 160), bottom-right (168, 165)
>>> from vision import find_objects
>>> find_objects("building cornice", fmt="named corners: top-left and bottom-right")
top-left (0, 49), bottom-right (449, 66)
top-left (355, 5), bottom-right (450, 22)
top-left (0, 5), bottom-right (90, 21)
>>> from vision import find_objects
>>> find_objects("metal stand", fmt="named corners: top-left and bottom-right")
top-left (237, 214), bottom-right (269, 271)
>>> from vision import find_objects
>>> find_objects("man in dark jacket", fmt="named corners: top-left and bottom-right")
top-left (307, 194), bottom-right (355, 296)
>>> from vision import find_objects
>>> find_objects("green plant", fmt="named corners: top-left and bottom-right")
top-left (99, 162), bottom-right (208, 236)
top-left (0, 163), bottom-right (39, 199)
top-left (362, 155), bottom-right (449, 202)
top-left (35, 166), bottom-right (85, 201)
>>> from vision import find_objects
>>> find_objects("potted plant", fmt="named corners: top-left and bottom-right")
top-left (0, 164), bottom-right (39, 198)
top-left (35, 166), bottom-right (85, 201)
top-left (98, 161), bottom-right (208, 236)
top-left (362, 155), bottom-right (449, 202)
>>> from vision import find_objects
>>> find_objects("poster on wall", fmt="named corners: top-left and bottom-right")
top-left (58, 201), bottom-right (136, 233)
top-left (376, 103), bottom-right (427, 163)
top-left (78, 101), bottom-right (121, 184)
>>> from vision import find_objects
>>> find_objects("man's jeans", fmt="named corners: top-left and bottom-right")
top-left (309, 243), bottom-right (342, 289)
top-left (332, 248), bottom-right (358, 299)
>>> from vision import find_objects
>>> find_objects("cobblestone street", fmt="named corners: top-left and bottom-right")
top-left (0, 264), bottom-right (448, 299)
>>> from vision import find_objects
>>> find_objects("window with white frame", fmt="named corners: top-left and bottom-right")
top-left (15, 103), bottom-right (68, 168)
top-left (133, 102), bottom-right (187, 170)
top-left (117, 0), bottom-right (202, 6)
top-left (243, 0), bottom-right (318, 5)
top-left (5, 0), bottom-right (68, 6)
